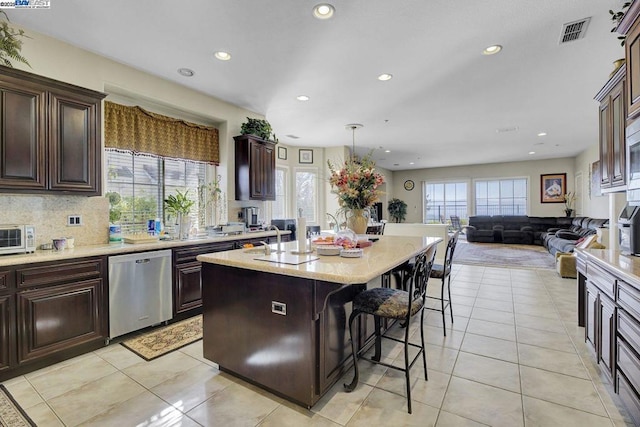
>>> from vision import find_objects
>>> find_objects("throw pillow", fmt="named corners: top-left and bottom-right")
top-left (555, 230), bottom-right (580, 240)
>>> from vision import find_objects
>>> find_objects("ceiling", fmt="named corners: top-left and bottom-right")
top-left (9, 0), bottom-right (626, 171)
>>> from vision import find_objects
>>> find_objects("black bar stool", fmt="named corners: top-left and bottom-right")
top-left (343, 244), bottom-right (437, 414)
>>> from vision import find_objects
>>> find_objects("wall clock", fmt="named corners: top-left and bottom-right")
top-left (404, 180), bottom-right (415, 191)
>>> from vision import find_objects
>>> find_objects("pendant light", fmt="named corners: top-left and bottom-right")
top-left (345, 123), bottom-right (363, 162)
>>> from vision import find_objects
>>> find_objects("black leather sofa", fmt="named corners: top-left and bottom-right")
top-left (465, 215), bottom-right (608, 254)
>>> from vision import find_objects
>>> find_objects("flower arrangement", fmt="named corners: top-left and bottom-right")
top-left (327, 154), bottom-right (385, 210)
top-left (564, 191), bottom-right (576, 216)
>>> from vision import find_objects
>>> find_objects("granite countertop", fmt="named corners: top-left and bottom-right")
top-left (0, 230), bottom-right (290, 267)
top-left (577, 248), bottom-right (640, 285)
top-left (197, 235), bottom-right (442, 285)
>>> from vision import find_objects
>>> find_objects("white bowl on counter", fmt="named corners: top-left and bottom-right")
top-left (316, 245), bottom-right (343, 256)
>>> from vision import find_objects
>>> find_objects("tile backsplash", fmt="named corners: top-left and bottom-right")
top-left (0, 194), bottom-right (109, 247)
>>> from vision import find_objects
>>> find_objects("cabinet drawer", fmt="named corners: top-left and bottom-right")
top-left (618, 370), bottom-right (640, 427)
top-left (174, 242), bottom-right (236, 264)
top-left (619, 280), bottom-right (640, 321)
top-left (619, 309), bottom-right (640, 353)
top-left (17, 258), bottom-right (103, 289)
top-left (0, 270), bottom-right (12, 292)
top-left (618, 337), bottom-right (640, 394)
top-left (589, 263), bottom-right (616, 300)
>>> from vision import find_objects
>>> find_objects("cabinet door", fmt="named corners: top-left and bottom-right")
top-left (626, 20), bottom-right (640, 119)
top-left (0, 83), bottom-right (46, 190)
top-left (249, 141), bottom-right (264, 199)
top-left (17, 279), bottom-right (104, 364)
top-left (586, 282), bottom-right (598, 353)
top-left (611, 81), bottom-right (626, 187)
top-left (262, 144), bottom-right (275, 200)
top-left (48, 92), bottom-right (100, 195)
top-left (600, 293), bottom-right (616, 379)
top-left (174, 261), bottom-right (203, 315)
top-left (0, 295), bottom-right (12, 372)
top-left (599, 97), bottom-right (612, 189)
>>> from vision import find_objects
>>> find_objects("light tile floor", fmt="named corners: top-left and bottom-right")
top-left (2, 264), bottom-right (636, 426)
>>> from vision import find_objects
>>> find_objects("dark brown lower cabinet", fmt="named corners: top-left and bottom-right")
top-left (173, 242), bottom-right (235, 316)
top-left (0, 295), bottom-right (13, 372)
top-left (17, 279), bottom-right (103, 364)
top-left (0, 256), bottom-right (107, 381)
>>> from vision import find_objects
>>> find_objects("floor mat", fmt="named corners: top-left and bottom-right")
top-left (121, 315), bottom-right (202, 361)
top-left (0, 384), bottom-right (36, 427)
top-left (453, 240), bottom-right (555, 269)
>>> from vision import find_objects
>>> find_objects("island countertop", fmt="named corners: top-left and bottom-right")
top-left (197, 235), bottom-right (442, 284)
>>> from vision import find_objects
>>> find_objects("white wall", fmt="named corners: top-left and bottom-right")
top-left (391, 157), bottom-right (577, 223)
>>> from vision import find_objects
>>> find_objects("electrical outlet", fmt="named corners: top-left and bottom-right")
top-left (67, 215), bottom-right (82, 226)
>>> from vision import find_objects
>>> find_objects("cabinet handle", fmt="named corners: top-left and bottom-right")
top-left (135, 259), bottom-right (151, 264)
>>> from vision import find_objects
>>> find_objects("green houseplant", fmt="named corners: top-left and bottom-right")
top-left (388, 198), bottom-right (407, 223)
top-left (0, 11), bottom-right (30, 68)
top-left (611, 2), bottom-right (632, 46)
top-left (240, 117), bottom-right (277, 142)
top-left (164, 189), bottom-right (195, 239)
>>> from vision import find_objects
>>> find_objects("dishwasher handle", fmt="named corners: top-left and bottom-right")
top-left (135, 259), bottom-right (151, 264)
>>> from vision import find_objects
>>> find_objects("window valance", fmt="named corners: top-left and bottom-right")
top-left (104, 101), bottom-right (219, 165)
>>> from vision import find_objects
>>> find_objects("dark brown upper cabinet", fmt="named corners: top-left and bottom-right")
top-left (0, 66), bottom-right (106, 195)
top-left (234, 134), bottom-right (276, 201)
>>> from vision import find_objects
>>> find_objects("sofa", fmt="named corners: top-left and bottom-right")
top-left (465, 215), bottom-right (608, 255)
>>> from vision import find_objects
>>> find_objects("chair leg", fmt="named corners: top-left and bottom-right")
top-left (373, 316), bottom-right (382, 362)
top-left (447, 275), bottom-right (454, 323)
top-left (420, 307), bottom-right (428, 381)
top-left (403, 314), bottom-right (412, 414)
top-left (441, 277), bottom-right (447, 336)
top-left (344, 310), bottom-right (360, 392)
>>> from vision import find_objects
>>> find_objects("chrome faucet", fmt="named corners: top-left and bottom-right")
top-left (265, 225), bottom-right (282, 253)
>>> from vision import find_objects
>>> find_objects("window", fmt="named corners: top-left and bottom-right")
top-left (272, 166), bottom-right (288, 219)
top-left (475, 178), bottom-right (527, 215)
top-left (424, 181), bottom-right (468, 223)
top-left (295, 168), bottom-right (318, 223)
top-left (106, 149), bottom-right (208, 235)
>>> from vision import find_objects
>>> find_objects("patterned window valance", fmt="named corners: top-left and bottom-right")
top-left (104, 101), bottom-right (219, 164)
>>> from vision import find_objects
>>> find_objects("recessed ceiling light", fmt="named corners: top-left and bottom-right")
top-left (177, 68), bottom-right (194, 77)
top-left (384, 149), bottom-right (391, 153)
top-left (214, 51), bottom-right (231, 61)
top-left (537, 132), bottom-right (547, 137)
top-left (482, 45), bottom-right (502, 55)
top-left (409, 162), bottom-right (415, 165)
top-left (378, 73), bottom-right (393, 81)
top-left (296, 95), bottom-right (310, 101)
top-left (313, 3), bottom-right (335, 19)
top-left (529, 151), bottom-right (536, 155)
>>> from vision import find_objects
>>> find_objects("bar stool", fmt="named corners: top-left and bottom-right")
top-left (427, 231), bottom-right (459, 336)
top-left (343, 245), bottom-right (436, 414)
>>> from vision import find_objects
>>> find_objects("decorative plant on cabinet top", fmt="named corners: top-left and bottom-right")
top-left (0, 11), bottom-right (30, 67)
top-left (240, 117), bottom-right (278, 142)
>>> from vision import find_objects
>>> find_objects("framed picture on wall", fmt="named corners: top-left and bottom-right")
top-left (540, 173), bottom-right (566, 203)
top-left (277, 146), bottom-right (287, 160)
top-left (299, 149), bottom-right (313, 164)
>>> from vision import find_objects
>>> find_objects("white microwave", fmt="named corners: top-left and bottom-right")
top-left (0, 225), bottom-right (36, 255)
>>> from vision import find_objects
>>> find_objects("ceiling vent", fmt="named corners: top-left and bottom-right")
top-left (559, 17), bottom-right (590, 44)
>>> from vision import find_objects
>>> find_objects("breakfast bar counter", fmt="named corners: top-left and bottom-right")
top-left (197, 235), bottom-right (441, 407)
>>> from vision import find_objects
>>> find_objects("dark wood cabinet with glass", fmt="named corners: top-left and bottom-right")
top-left (0, 66), bottom-right (105, 195)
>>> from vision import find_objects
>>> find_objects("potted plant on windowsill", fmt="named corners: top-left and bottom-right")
top-left (164, 189), bottom-right (195, 239)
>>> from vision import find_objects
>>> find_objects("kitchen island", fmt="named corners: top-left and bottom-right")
top-left (197, 235), bottom-right (441, 407)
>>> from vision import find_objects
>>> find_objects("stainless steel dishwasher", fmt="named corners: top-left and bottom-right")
top-left (108, 249), bottom-right (172, 340)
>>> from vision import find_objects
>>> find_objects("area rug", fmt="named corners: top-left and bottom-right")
top-left (121, 315), bottom-right (202, 361)
top-left (0, 384), bottom-right (36, 427)
top-left (453, 239), bottom-right (555, 270)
